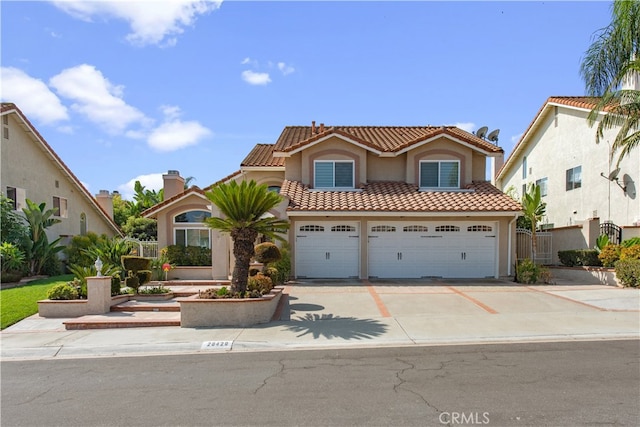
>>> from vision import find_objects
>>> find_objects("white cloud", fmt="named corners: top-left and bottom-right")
top-left (241, 57), bottom-right (251, 65)
top-left (511, 132), bottom-right (523, 144)
top-left (49, 64), bottom-right (150, 134)
top-left (241, 70), bottom-right (271, 86)
top-left (277, 62), bottom-right (295, 75)
top-left (0, 67), bottom-right (69, 124)
top-left (148, 119), bottom-right (212, 152)
top-left (160, 104), bottom-right (182, 120)
top-left (51, 0), bottom-right (222, 47)
top-left (117, 173), bottom-right (165, 200)
top-left (453, 122), bottom-right (476, 133)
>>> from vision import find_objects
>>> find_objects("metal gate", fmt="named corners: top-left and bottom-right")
top-left (600, 221), bottom-right (622, 245)
top-left (516, 228), bottom-right (552, 264)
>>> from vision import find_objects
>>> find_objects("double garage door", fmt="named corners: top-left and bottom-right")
top-left (295, 221), bottom-right (497, 279)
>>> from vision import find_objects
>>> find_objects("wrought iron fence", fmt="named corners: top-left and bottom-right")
top-left (516, 228), bottom-right (553, 264)
top-left (123, 238), bottom-right (159, 258)
top-left (600, 221), bottom-right (622, 245)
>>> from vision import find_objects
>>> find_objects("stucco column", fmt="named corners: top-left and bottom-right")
top-left (86, 276), bottom-right (112, 314)
top-left (583, 217), bottom-right (601, 249)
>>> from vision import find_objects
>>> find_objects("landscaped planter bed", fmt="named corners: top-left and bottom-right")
top-left (178, 287), bottom-right (283, 328)
top-left (547, 266), bottom-right (620, 286)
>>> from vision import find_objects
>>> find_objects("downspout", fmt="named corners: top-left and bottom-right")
top-left (507, 214), bottom-right (518, 276)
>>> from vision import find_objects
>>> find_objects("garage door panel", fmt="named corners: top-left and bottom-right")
top-left (368, 222), bottom-right (497, 279)
top-left (295, 222), bottom-right (359, 279)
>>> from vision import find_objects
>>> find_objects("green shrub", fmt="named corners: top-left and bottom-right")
top-left (0, 242), bottom-right (26, 273)
top-left (621, 237), bottom-right (640, 248)
top-left (598, 244), bottom-right (621, 267)
top-left (165, 245), bottom-right (212, 266)
top-left (111, 276), bottom-right (121, 296)
top-left (515, 259), bottom-right (550, 284)
top-left (558, 249), bottom-right (602, 267)
top-left (121, 256), bottom-right (151, 271)
top-left (248, 273), bottom-right (273, 295)
top-left (254, 242), bottom-right (281, 264)
top-left (615, 259), bottom-right (640, 288)
top-left (64, 232), bottom-right (106, 268)
top-left (47, 282), bottom-right (79, 300)
top-left (620, 244), bottom-right (640, 261)
top-left (138, 285), bottom-right (171, 294)
top-left (269, 244), bottom-right (291, 285)
top-left (121, 256), bottom-right (152, 293)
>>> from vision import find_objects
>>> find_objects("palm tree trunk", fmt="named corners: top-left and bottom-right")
top-left (230, 229), bottom-right (258, 294)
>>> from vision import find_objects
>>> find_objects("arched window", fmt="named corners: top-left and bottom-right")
top-left (80, 213), bottom-right (87, 235)
top-left (174, 210), bottom-right (211, 223)
top-left (174, 210), bottom-right (212, 248)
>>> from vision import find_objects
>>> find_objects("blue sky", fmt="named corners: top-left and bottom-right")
top-left (1, 1), bottom-right (613, 200)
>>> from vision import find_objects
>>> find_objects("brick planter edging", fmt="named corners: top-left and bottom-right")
top-left (178, 287), bottom-right (283, 328)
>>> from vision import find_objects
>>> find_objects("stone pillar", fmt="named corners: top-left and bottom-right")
top-left (583, 217), bottom-right (601, 249)
top-left (86, 276), bottom-right (112, 314)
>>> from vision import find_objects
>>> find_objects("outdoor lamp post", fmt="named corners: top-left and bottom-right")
top-left (95, 257), bottom-right (103, 277)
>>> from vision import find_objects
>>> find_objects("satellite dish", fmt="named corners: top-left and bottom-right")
top-left (475, 126), bottom-right (488, 139)
top-left (487, 129), bottom-right (500, 143)
top-left (608, 168), bottom-right (620, 181)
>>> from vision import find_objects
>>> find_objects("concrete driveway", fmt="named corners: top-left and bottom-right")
top-left (1, 279), bottom-right (638, 360)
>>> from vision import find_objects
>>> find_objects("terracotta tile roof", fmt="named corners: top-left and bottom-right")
top-left (281, 180), bottom-right (521, 213)
top-left (202, 170), bottom-right (242, 191)
top-left (274, 125), bottom-right (503, 154)
top-left (1, 103), bottom-right (122, 235)
top-left (241, 144), bottom-right (285, 167)
top-left (547, 96), bottom-right (601, 110)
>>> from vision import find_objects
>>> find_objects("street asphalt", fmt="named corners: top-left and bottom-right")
top-left (1, 279), bottom-right (639, 360)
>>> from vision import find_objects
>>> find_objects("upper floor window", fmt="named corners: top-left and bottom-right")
top-left (53, 196), bottom-right (68, 218)
top-left (175, 229), bottom-right (210, 248)
top-left (566, 166), bottom-right (582, 191)
top-left (268, 185), bottom-right (281, 194)
top-left (80, 213), bottom-right (87, 235)
top-left (314, 160), bottom-right (354, 189)
top-left (536, 177), bottom-right (548, 197)
top-left (522, 156), bottom-right (527, 179)
top-left (174, 210), bottom-right (211, 223)
top-left (420, 161), bottom-right (459, 189)
top-left (6, 186), bottom-right (26, 211)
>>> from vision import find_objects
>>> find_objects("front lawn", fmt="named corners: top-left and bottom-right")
top-left (0, 275), bottom-right (73, 329)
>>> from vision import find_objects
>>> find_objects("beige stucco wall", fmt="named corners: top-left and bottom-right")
top-left (287, 214), bottom-right (517, 279)
top-left (405, 138), bottom-right (475, 186)
top-left (229, 170), bottom-right (285, 187)
top-left (1, 112), bottom-right (118, 242)
top-left (367, 154), bottom-right (405, 181)
top-left (300, 137), bottom-right (367, 187)
top-left (497, 105), bottom-right (640, 227)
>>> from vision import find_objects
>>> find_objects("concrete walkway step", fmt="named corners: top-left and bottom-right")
top-left (64, 311), bottom-right (181, 330)
top-left (111, 300), bottom-right (180, 312)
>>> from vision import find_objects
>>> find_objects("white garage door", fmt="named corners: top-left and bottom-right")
top-left (295, 222), bottom-right (360, 278)
top-left (368, 222), bottom-right (497, 279)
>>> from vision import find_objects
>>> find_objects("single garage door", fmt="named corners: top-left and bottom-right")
top-left (368, 222), bottom-right (497, 279)
top-left (295, 221), bottom-right (360, 278)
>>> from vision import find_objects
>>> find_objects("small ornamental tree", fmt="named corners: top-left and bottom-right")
top-left (521, 184), bottom-right (546, 263)
top-left (205, 180), bottom-right (289, 295)
top-left (121, 255), bottom-right (152, 294)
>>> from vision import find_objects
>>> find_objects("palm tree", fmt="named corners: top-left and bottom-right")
top-left (205, 180), bottom-right (289, 294)
top-left (521, 184), bottom-right (546, 263)
top-left (580, 0), bottom-right (640, 166)
top-left (22, 199), bottom-right (64, 275)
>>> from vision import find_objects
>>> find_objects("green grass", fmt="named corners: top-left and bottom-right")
top-left (0, 275), bottom-right (73, 329)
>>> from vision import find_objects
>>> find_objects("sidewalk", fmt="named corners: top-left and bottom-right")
top-left (1, 281), bottom-right (639, 360)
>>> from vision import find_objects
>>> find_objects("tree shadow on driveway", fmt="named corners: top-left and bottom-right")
top-left (285, 313), bottom-right (388, 340)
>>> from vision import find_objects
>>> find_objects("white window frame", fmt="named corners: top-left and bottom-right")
top-left (536, 177), bottom-right (548, 197)
top-left (6, 186), bottom-right (26, 211)
top-left (53, 196), bottom-right (68, 218)
top-left (313, 160), bottom-right (355, 189)
top-left (566, 166), bottom-right (582, 191)
top-left (174, 228), bottom-right (211, 248)
top-left (419, 160), bottom-right (460, 189)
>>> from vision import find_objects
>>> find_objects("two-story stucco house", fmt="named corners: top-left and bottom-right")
top-left (145, 122), bottom-right (521, 280)
top-left (495, 96), bottom-right (640, 231)
top-left (1, 103), bottom-right (122, 245)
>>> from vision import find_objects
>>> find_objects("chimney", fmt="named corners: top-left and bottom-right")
top-left (163, 170), bottom-right (185, 200)
top-left (491, 154), bottom-right (505, 186)
top-left (319, 123), bottom-right (324, 133)
top-left (311, 121), bottom-right (316, 134)
top-left (95, 190), bottom-right (113, 219)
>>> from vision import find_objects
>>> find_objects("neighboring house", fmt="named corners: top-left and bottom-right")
top-left (495, 96), bottom-right (640, 231)
top-left (146, 122), bottom-right (521, 280)
top-left (1, 103), bottom-right (122, 245)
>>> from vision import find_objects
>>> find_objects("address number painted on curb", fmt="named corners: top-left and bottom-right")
top-left (201, 341), bottom-right (233, 350)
